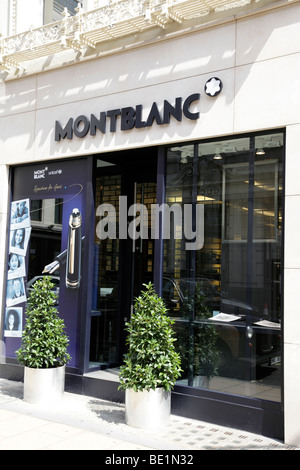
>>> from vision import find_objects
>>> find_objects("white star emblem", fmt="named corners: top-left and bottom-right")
top-left (205, 77), bottom-right (223, 97)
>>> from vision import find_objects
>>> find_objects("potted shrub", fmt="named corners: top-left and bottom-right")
top-left (119, 282), bottom-right (182, 429)
top-left (16, 276), bottom-right (70, 404)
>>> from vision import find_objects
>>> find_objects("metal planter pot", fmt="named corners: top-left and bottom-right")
top-left (24, 365), bottom-right (65, 404)
top-left (125, 388), bottom-right (171, 429)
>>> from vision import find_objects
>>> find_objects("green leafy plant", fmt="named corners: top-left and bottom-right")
top-left (119, 283), bottom-right (182, 392)
top-left (16, 276), bottom-right (71, 368)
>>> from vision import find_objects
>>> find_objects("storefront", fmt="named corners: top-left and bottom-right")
top-left (1, 129), bottom-right (285, 439)
top-left (1, 0), bottom-right (300, 445)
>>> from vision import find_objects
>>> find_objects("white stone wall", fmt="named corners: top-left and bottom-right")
top-left (284, 123), bottom-right (300, 446)
top-left (1, 0), bottom-right (300, 445)
top-left (0, 0), bottom-right (9, 36)
top-left (0, 0), bottom-right (44, 35)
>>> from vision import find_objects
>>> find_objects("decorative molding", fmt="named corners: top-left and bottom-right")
top-left (0, 0), bottom-right (284, 74)
top-left (9, 0), bottom-right (18, 36)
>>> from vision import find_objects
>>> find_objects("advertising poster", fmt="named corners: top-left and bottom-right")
top-left (4, 199), bottom-right (31, 337)
top-left (10, 199), bottom-right (30, 229)
top-left (4, 307), bottom-right (22, 338)
top-left (5, 199), bottom-right (31, 312)
top-left (4, 158), bottom-right (88, 365)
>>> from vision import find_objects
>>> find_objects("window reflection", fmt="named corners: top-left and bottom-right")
top-left (28, 198), bottom-right (62, 289)
top-left (163, 132), bottom-right (283, 403)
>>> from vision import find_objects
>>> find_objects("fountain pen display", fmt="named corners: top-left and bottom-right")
top-left (66, 208), bottom-right (82, 289)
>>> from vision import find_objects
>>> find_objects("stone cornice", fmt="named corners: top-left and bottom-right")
top-left (0, 0), bottom-right (296, 80)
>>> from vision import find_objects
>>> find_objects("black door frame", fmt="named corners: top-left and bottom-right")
top-left (84, 148), bottom-right (159, 372)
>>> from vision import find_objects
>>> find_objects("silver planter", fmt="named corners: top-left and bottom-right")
top-left (24, 365), bottom-right (65, 404)
top-left (125, 388), bottom-right (171, 429)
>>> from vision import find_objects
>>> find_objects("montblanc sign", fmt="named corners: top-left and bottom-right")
top-left (54, 93), bottom-right (200, 141)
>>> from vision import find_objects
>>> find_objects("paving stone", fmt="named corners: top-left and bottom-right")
top-left (0, 378), bottom-right (298, 450)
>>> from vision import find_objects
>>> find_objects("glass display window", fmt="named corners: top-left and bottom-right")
top-left (163, 131), bottom-right (284, 403)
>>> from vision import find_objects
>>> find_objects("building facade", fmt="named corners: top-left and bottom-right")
top-left (0, 0), bottom-right (300, 446)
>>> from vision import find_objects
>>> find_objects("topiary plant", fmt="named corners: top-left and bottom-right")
top-left (119, 282), bottom-right (182, 392)
top-left (16, 276), bottom-right (70, 368)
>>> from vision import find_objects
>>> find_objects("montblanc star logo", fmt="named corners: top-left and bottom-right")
top-left (205, 77), bottom-right (223, 97)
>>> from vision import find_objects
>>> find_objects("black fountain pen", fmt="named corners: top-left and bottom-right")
top-left (43, 249), bottom-right (67, 274)
top-left (43, 210), bottom-right (84, 290)
top-left (66, 208), bottom-right (82, 289)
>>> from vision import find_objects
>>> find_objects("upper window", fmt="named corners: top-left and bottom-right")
top-left (44, 0), bottom-right (79, 23)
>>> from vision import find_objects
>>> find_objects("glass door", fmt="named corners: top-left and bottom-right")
top-left (89, 151), bottom-right (157, 370)
top-left (89, 169), bottom-right (121, 368)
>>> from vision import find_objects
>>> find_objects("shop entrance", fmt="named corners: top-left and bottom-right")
top-left (89, 149), bottom-right (158, 370)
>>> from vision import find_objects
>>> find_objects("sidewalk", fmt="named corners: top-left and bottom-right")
top-left (0, 378), bottom-right (297, 451)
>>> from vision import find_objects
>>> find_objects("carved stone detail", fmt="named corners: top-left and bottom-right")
top-left (0, 0), bottom-right (261, 72)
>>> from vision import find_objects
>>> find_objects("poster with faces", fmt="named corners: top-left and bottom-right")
top-left (4, 307), bottom-right (22, 338)
top-left (7, 253), bottom-right (26, 280)
top-left (10, 199), bottom-right (30, 230)
top-left (6, 277), bottom-right (27, 307)
top-left (6, 198), bottom-right (31, 309)
top-left (9, 226), bottom-right (31, 257)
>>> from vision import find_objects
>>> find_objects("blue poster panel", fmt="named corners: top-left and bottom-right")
top-left (4, 158), bottom-right (89, 366)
